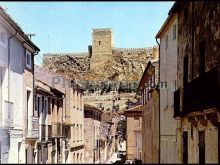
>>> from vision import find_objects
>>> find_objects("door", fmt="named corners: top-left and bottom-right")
top-left (182, 132), bottom-right (188, 164)
top-left (198, 131), bottom-right (205, 164)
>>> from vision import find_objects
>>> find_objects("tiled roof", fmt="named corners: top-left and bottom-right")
top-left (126, 105), bottom-right (142, 112)
top-left (84, 104), bottom-right (103, 113)
top-left (101, 112), bottom-right (113, 123)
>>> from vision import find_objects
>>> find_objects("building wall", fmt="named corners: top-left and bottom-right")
top-left (134, 131), bottom-right (142, 160)
top-left (142, 89), bottom-right (159, 164)
top-left (175, 2), bottom-right (220, 164)
top-left (67, 88), bottom-right (84, 163)
top-left (0, 19), bottom-right (31, 163)
top-left (179, 118), bottom-right (219, 164)
top-left (84, 118), bottom-right (94, 163)
top-left (159, 13), bottom-right (178, 164)
top-left (126, 111), bottom-right (142, 160)
top-left (84, 107), bottom-right (102, 164)
top-left (177, 2), bottom-right (220, 88)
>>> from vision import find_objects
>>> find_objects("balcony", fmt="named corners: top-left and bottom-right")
top-left (63, 115), bottom-right (71, 126)
top-left (47, 125), bottom-right (52, 140)
top-left (25, 116), bottom-right (39, 139)
top-left (174, 66), bottom-right (220, 117)
top-left (52, 122), bottom-right (64, 138)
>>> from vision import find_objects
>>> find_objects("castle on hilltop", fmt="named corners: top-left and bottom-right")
top-left (44, 28), bottom-right (158, 75)
top-left (42, 28), bottom-right (159, 111)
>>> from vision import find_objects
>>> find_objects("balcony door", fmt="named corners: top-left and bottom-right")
top-left (26, 90), bottom-right (31, 132)
top-left (182, 131), bottom-right (188, 164)
top-left (198, 131), bottom-right (205, 164)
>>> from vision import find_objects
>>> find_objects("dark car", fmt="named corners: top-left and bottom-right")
top-left (113, 160), bottom-right (124, 164)
top-left (134, 159), bottom-right (142, 164)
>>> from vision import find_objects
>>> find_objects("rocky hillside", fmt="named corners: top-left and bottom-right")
top-left (43, 47), bottom-right (158, 84)
top-left (43, 47), bottom-right (158, 112)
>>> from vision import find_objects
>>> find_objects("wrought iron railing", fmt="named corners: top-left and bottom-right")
top-left (25, 116), bottom-right (39, 139)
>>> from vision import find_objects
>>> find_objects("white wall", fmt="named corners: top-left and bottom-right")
top-left (0, 16), bottom-right (29, 164)
top-left (159, 17), bottom-right (178, 163)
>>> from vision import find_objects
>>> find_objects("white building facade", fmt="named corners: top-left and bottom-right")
top-left (156, 12), bottom-right (178, 163)
top-left (0, 7), bottom-right (39, 163)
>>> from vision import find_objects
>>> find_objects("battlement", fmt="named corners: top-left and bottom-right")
top-left (92, 28), bottom-right (112, 33)
top-left (44, 52), bottom-right (89, 58)
top-left (113, 46), bottom-right (157, 52)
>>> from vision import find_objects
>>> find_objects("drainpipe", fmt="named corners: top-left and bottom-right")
top-left (8, 32), bottom-right (17, 103)
top-left (155, 37), bottom-right (160, 164)
top-left (33, 49), bottom-right (39, 164)
top-left (32, 49), bottom-right (39, 118)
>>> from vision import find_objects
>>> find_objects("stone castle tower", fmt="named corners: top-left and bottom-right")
top-left (90, 28), bottom-right (114, 71)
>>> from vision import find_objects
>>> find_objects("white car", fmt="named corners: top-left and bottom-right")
top-left (125, 160), bottom-right (133, 164)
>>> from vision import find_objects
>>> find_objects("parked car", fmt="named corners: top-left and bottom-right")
top-left (125, 160), bottom-right (134, 164)
top-left (117, 152), bottom-right (126, 163)
top-left (113, 160), bottom-right (124, 164)
top-left (134, 159), bottom-right (142, 164)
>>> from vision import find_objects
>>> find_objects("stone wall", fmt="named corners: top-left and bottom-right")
top-left (175, 1), bottom-right (220, 163)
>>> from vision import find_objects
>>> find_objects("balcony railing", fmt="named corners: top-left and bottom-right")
top-left (174, 66), bottom-right (220, 117)
top-left (47, 125), bottom-right (52, 140)
top-left (63, 115), bottom-right (71, 126)
top-left (52, 122), bottom-right (64, 138)
top-left (41, 124), bottom-right (46, 141)
top-left (25, 116), bottom-right (39, 139)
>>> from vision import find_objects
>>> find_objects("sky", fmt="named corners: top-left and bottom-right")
top-left (0, 2), bottom-right (174, 65)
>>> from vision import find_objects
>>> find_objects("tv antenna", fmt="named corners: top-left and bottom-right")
top-left (26, 33), bottom-right (36, 40)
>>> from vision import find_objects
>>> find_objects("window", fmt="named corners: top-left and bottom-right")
top-left (184, 8), bottom-right (188, 21)
top-left (98, 41), bottom-right (101, 45)
top-left (148, 92), bottom-right (151, 101)
top-left (142, 90), bottom-right (145, 105)
top-left (35, 96), bottom-right (40, 117)
top-left (27, 90), bottom-right (31, 130)
top-left (80, 124), bottom-right (82, 141)
top-left (134, 115), bottom-right (140, 127)
top-left (0, 32), bottom-right (6, 43)
top-left (199, 40), bottom-right (206, 76)
top-left (165, 35), bottom-right (168, 49)
top-left (77, 124), bottom-right (79, 141)
top-left (80, 93), bottom-right (82, 111)
top-left (73, 124), bottom-right (75, 142)
top-left (173, 24), bottom-right (176, 40)
top-left (26, 50), bottom-right (32, 69)
top-left (76, 92), bottom-right (78, 110)
top-left (183, 55), bottom-right (189, 86)
top-left (44, 98), bottom-right (48, 115)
